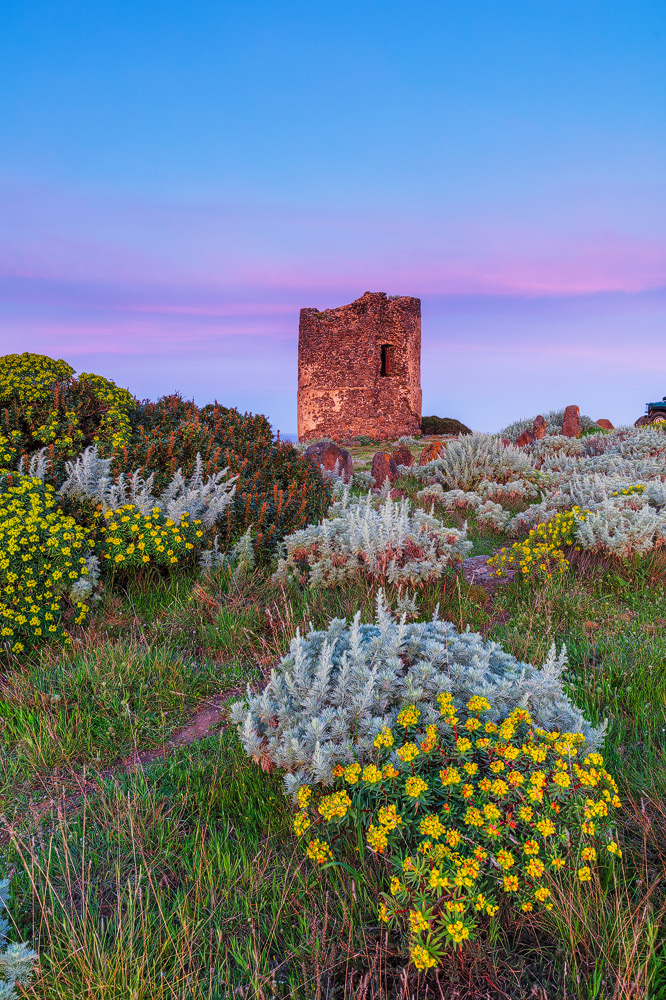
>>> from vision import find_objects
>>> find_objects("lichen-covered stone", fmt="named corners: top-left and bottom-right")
top-left (304, 441), bottom-right (353, 482)
top-left (562, 405), bottom-right (581, 438)
top-left (371, 451), bottom-right (399, 486)
top-left (515, 430), bottom-right (534, 447)
top-left (419, 441), bottom-right (442, 466)
top-left (392, 443), bottom-right (414, 467)
top-left (532, 415), bottom-right (547, 440)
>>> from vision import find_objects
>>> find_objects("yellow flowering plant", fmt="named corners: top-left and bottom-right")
top-left (0, 353), bottom-right (136, 474)
top-left (93, 504), bottom-right (203, 575)
top-left (294, 694), bottom-right (621, 971)
top-left (0, 473), bottom-right (93, 654)
top-left (489, 508), bottom-right (588, 581)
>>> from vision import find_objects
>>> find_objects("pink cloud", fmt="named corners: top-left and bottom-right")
top-left (1, 181), bottom-right (665, 300)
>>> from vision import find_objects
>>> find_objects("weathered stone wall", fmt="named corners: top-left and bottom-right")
top-left (297, 291), bottom-right (422, 442)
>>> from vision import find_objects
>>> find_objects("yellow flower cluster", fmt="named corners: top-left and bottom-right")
top-left (94, 505), bottom-right (202, 571)
top-left (0, 433), bottom-right (19, 471)
top-left (367, 803), bottom-right (404, 854)
top-left (0, 353), bottom-right (74, 405)
top-left (410, 943), bottom-right (437, 970)
top-left (611, 484), bottom-right (646, 497)
top-left (0, 354), bottom-right (136, 460)
top-left (396, 741), bottom-right (419, 762)
top-left (374, 726), bottom-right (394, 749)
top-left (318, 790), bottom-right (351, 820)
top-left (305, 838), bottom-right (333, 864)
top-left (489, 508), bottom-right (588, 580)
top-left (293, 811), bottom-right (311, 837)
top-left (0, 474), bottom-right (91, 653)
top-left (397, 704), bottom-right (420, 727)
top-left (296, 694), bottom-right (622, 971)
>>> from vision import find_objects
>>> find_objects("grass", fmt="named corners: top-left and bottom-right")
top-left (3, 456), bottom-right (666, 997)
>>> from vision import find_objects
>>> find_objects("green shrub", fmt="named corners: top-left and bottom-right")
top-left (421, 416), bottom-right (472, 436)
top-left (293, 696), bottom-right (621, 971)
top-left (1, 357), bottom-right (331, 560)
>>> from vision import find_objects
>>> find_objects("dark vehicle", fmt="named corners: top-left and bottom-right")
top-left (635, 397), bottom-right (666, 426)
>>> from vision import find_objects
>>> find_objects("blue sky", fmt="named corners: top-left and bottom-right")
top-left (1, 0), bottom-right (665, 433)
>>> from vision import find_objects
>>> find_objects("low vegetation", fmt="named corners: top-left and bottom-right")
top-left (1, 357), bottom-right (666, 998)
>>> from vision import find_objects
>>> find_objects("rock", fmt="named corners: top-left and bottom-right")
top-left (304, 441), bottom-right (353, 482)
top-left (515, 430), bottom-right (534, 447)
top-left (562, 405), bottom-right (581, 438)
top-left (418, 441), bottom-right (442, 466)
top-left (392, 443), bottom-right (414, 468)
top-left (532, 415), bottom-right (546, 440)
top-left (501, 438), bottom-right (512, 447)
top-left (597, 419), bottom-right (614, 430)
top-left (371, 451), bottom-right (399, 487)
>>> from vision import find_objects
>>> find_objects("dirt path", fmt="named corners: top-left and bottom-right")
top-left (2, 688), bottom-right (241, 843)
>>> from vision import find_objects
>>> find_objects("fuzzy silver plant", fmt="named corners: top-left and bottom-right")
top-left (0, 877), bottom-right (37, 999)
top-left (69, 554), bottom-right (101, 601)
top-left (477, 478), bottom-right (539, 502)
top-left (273, 491), bottom-right (471, 588)
top-left (574, 503), bottom-right (666, 559)
top-left (16, 447), bottom-right (52, 481)
top-left (417, 434), bottom-right (538, 491)
top-left (416, 485), bottom-right (482, 510)
top-left (198, 527), bottom-right (256, 577)
top-left (231, 592), bottom-right (604, 794)
top-left (475, 499), bottom-right (512, 532)
top-left (60, 445), bottom-right (237, 526)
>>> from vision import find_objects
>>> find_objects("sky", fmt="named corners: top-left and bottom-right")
top-left (1, 0), bottom-right (665, 435)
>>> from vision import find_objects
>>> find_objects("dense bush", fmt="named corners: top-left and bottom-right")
top-left (0, 876), bottom-right (37, 997)
top-left (421, 416), bottom-right (472, 436)
top-left (274, 491), bottom-right (470, 588)
top-left (490, 482), bottom-right (666, 579)
top-left (232, 596), bottom-right (603, 794)
top-left (94, 505), bottom-right (204, 576)
top-left (111, 395), bottom-right (331, 555)
top-left (293, 697), bottom-right (620, 969)
top-left (1, 355), bottom-right (331, 561)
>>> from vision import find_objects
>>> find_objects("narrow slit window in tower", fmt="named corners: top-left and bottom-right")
top-left (380, 344), bottom-right (394, 376)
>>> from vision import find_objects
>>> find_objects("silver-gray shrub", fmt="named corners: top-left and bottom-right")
top-left (60, 445), bottom-right (237, 527)
top-left (273, 491), bottom-right (471, 587)
top-left (0, 877), bottom-right (37, 999)
top-left (574, 501), bottom-right (666, 559)
top-left (231, 594), bottom-right (603, 794)
top-left (416, 434), bottom-right (538, 491)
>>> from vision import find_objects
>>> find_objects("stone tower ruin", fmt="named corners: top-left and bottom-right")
top-left (297, 291), bottom-right (422, 442)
